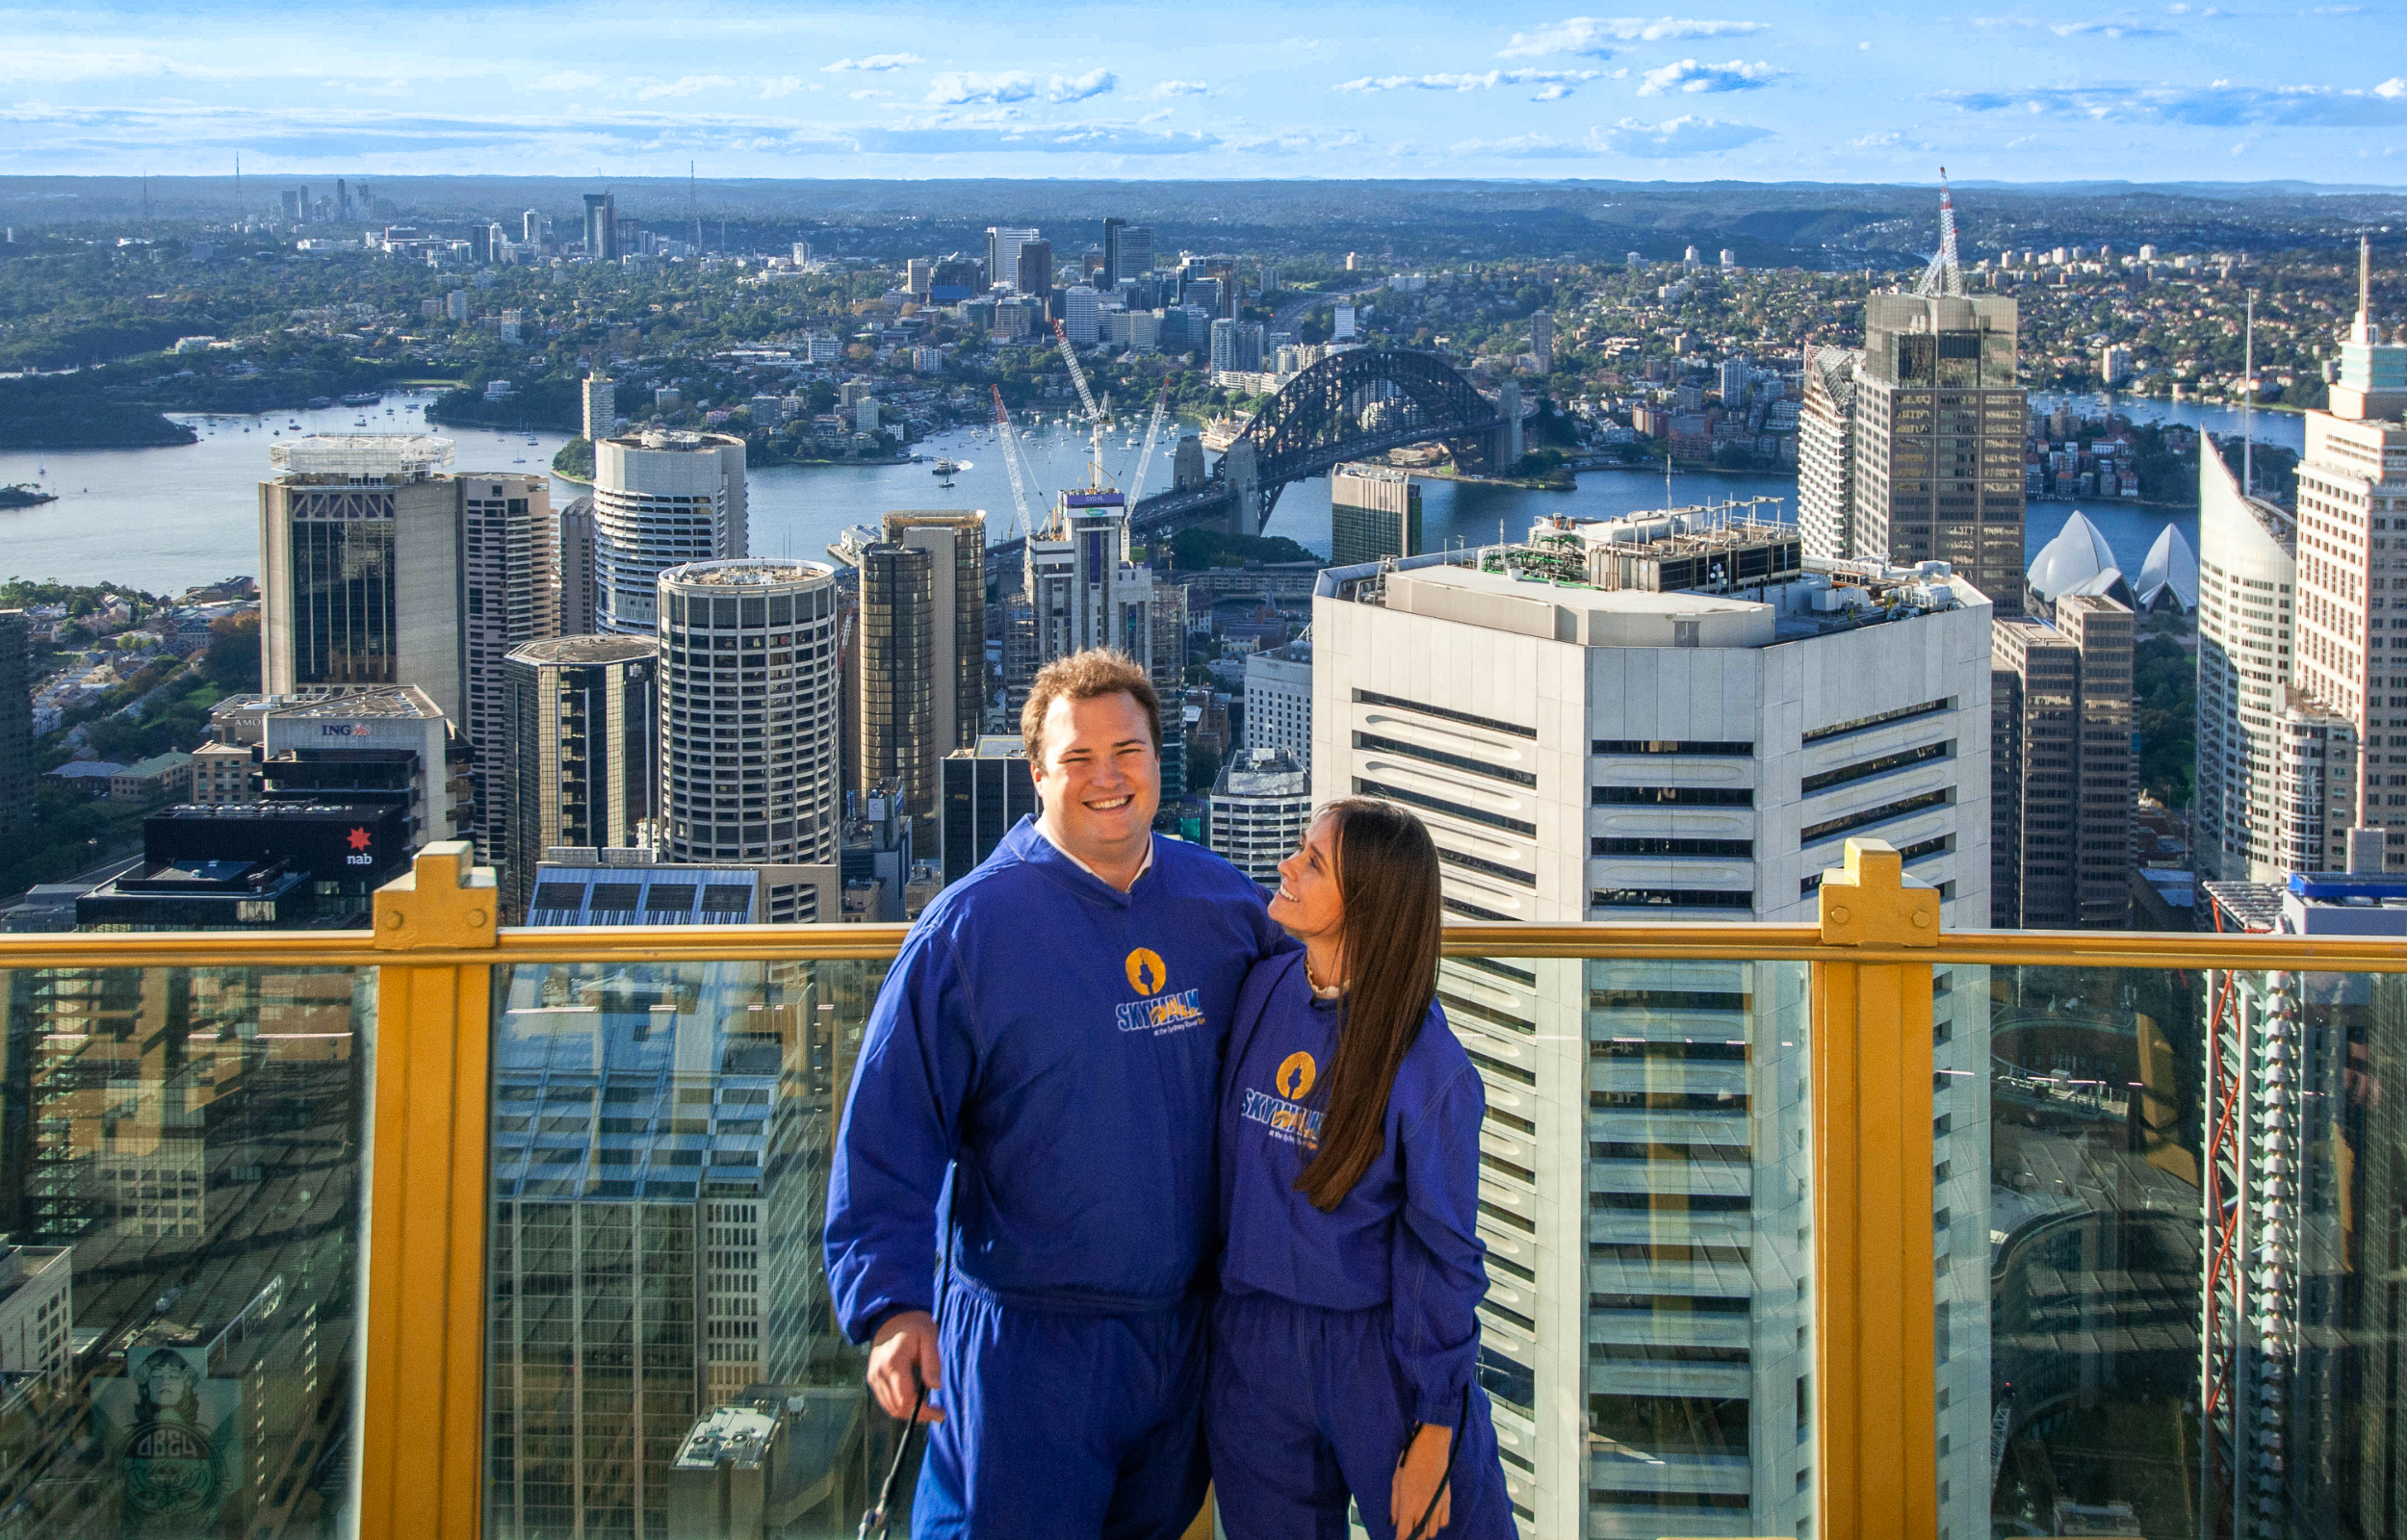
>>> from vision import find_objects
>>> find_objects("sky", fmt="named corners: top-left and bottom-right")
top-left (2, 2), bottom-right (2403, 184)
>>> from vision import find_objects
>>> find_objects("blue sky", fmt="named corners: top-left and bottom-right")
top-left (2, 2), bottom-right (2402, 182)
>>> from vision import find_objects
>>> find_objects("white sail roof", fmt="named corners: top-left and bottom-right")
top-left (2135, 523), bottom-right (2199, 612)
top-left (2027, 510), bottom-right (2132, 605)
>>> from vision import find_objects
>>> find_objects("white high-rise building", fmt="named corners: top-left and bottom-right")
top-left (2195, 435), bottom-right (2357, 883)
top-left (1062, 284), bottom-right (1101, 345)
top-left (581, 373), bottom-right (615, 441)
top-left (2289, 240), bottom-right (2407, 867)
top-left (594, 431), bottom-right (748, 636)
top-left (1313, 513), bottom-right (1994, 1540)
top-left (1243, 638), bottom-right (1312, 758)
top-left (1205, 747), bottom-right (1311, 883)
top-left (1797, 346), bottom-right (1860, 562)
top-left (656, 560), bottom-right (840, 866)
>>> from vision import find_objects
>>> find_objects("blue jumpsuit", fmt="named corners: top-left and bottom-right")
top-left (825, 818), bottom-right (1289, 1539)
top-left (1208, 952), bottom-right (1516, 1540)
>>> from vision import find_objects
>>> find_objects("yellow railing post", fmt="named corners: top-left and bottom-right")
top-left (1812, 837), bottom-right (1939, 1540)
top-left (362, 842), bottom-right (498, 1540)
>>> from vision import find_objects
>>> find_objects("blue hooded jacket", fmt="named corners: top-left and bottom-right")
top-left (825, 817), bottom-right (1291, 1339)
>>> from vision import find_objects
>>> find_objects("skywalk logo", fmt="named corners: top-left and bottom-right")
top-left (1116, 946), bottom-right (1205, 1037)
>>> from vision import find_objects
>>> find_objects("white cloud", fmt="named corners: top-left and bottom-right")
top-left (1048, 67), bottom-right (1117, 103)
top-left (1142, 108), bottom-right (1174, 122)
top-left (1532, 82), bottom-right (1576, 100)
top-left (823, 53), bottom-right (922, 73)
top-left (757, 76), bottom-right (808, 99)
top-left (1499, 15), bottom-right (1770, 59)
top-left (848, 89), bottom-right (883, 101)
top-left (1151, 79), bottom-right (1210, 98)
top-left (1450, 133), bottom-right (1589, 156)
top-left (535, 70), bottom-right (608, 92)
top-left (925, 70), bottom-right (1038, 105)
top-left (1638, 58), bottom-right (1783, 94)
top-left (1591, 114), bottom-right (1775, 155)
top-left (1334, 68), bottom-right (1604, 93)
top-left (1942, 77), bottom-right (2407, 126)
top-left (635, 74), bottom-right (736, 100)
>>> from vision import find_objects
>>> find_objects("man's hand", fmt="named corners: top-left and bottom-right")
top-left (867, 1310), bottom-right (944, 1424)
top-left (1390, 1422), bottom-right (1453, 1536)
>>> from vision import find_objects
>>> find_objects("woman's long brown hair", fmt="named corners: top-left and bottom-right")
top-left (1296, 798), bottom-right (1444, 1212)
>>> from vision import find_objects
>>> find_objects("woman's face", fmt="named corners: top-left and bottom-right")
top-left (1269, 813), bottom-right (1344, 941)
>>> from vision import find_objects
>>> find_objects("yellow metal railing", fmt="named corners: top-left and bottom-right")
top-left (1, 835), bottom-right (2396, 1540)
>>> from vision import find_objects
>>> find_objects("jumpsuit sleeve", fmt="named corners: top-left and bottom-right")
top-left (1390, 1056), bottom-right (1490, 1428)
top-left (823, 925), bottom-right (978, 1345)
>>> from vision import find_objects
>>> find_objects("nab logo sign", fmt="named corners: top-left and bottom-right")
top-left (344, 827), bottom-right (375, 867)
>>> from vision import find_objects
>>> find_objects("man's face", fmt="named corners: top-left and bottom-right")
top-left (1032, 691), bottom-right (1160, 860)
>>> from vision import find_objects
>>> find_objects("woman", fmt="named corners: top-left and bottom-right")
top-left (1207, 798), bottom-right (1514, 1539)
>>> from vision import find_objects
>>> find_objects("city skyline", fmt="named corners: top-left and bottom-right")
top-left (2, 3), bottom-right (2404, 183)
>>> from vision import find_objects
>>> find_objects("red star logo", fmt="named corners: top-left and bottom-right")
top-left (346, 827), bottom-right (372, 853)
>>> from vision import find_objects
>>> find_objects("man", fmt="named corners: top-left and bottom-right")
top-left (825, 649), bottom-right (1289, 1538)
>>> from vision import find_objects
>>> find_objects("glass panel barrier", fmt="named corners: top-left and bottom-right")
top-left (487, 958), bottom-right (894, 1540)
top-left (0, 964), bottom-right (369, 1540)
top-left (484, 951), bottom-right (1816, 1540)
top-left (1462, 955), bottom-right (1814, 1540)
top-left (1976, 960), bottom-right (2407, 1540)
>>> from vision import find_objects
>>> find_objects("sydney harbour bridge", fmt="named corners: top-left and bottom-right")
top-left (985, 346), bottom-right (1517, 578)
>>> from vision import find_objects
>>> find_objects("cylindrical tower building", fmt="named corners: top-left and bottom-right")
top-left (657, 559), bottom-right (840, 865)
top-left (592, 430), bottom-right (748, 635)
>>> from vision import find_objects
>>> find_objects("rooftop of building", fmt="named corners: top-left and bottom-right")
top-left (2206, 871), bottom-right (2407, 937)
top-left (600, 429), bottom-right (743, 453)
top-left (672, 1402), bottom-right (779, 1472)
top-left (661, 558), bottom-right (834, 589)
top-left (1214, 747), bottom-right (1309, 798)
top-left (269, 433), bottom-right (453, 480)
top-left (268, 684), bottom-right (443, 721)
top-left (1333, 461), bottom-right (1412, 484)
top-left (154, 801), bottom-right (398, 821)
top-left (956, 735), bottom-right (1027, 759)
top-left (1335, 509), bottom-right (1980, 648)
top-left (117, 752), bottom-right (192, 777)
top-left (507, 634), bottom-right (659, 666)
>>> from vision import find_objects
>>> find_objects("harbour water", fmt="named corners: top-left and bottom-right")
top-left (0, 388), bottom-right (2251, 594)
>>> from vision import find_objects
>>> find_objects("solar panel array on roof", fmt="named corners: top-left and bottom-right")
top-left (522, 869), bottom-right (760, 926)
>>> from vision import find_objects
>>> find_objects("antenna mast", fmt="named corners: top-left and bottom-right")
top-left (2243, 290), bottom-right (2257, 494)
top-left (1914, 167), bottom-right (1964, 298)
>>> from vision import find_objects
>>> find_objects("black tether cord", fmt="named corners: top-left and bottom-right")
top-left (859, 1185), bottom-right (957, 1540)
top-left (1401, 1380), bottom-right (1471, 1540)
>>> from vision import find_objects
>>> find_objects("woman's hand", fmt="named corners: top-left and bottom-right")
top-left (1390, 1422), bottom-right (1453, 1536)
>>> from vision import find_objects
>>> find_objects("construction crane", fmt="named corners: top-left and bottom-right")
top-left (1127, 385), bottom-right (1170, 502)
top-left (1915, 167), bottom-right (1964, 298)
top-left (1050, 318), bottom-right (1108, 488)
top-left (990, 386), bottom-right (1037, 540)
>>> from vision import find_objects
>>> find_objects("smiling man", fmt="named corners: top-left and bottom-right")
top-left (825, 648), bottom-right (1290, 1538)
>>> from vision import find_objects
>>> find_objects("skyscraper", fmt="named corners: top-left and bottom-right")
top-left (1849, 293), bottom-right (2027, 612)
top-left (582, 192), bottom-right (618, 261)
top-left (1530, 309), bottom-right (1554, 373)
top-left (939, 738), bottom-right (1039, 886)
top-left (656, 560), bottom-right (841, 866)
top-left (1015, 490), bottom-right (1172, 712)
top-left (857, 512), bottom-right (985, 843)
top-left (1797, 346), bottom-right (1860, 562)
top-left (557, 495), bottom-right (599, 636)
top-left (2194, 437), bottom-right (2357, 883)
top-left (499, 634), bottom-right (660, 923)
top-left (1015, 239), bottom-right (1052, 304)
top-left (2289, 239), bottom-right (2407, 869)
top-left (984, 226), bottom-right (1039, 292)
top-left (1205, 747), bottom-right (1311, 882)
top-left (1329, 462), bottom-right (1421, 568)
top-left (0, 610), bottom-right (32, 847)
top-left (581, 373), bottom-right (615, 442)
top-left (1989, 595), bottom-right (2134, 928)
top-left (259, 434), bottom-right (471, 724)
top-left (1312, 512), bottom-right (1995, 1540)
top-left (593, 431), bottom-right (748, 636)
top-left (1100, 217), bottom-right (1130, 287)
top-left (459, 475), bottom-right (559, 860)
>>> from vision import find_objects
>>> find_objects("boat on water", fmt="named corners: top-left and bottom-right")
top-left (340, 392), bottom-right (381, 407)
top-left (353, 417), bottom-right (368, 426)
top-left (931, 458), bottom-right (958, 475)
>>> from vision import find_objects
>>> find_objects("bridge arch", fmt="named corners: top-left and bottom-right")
top-left (1130, 346), bottom-right (1507, 538)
